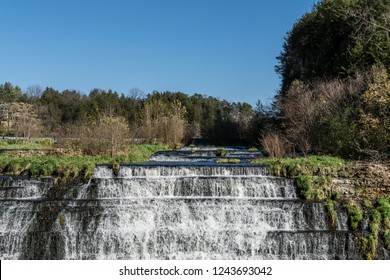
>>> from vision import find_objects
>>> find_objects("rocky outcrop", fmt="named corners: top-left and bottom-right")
top-left (333, 162), bottom-right (390, 200)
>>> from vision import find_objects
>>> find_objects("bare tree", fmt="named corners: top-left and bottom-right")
top-left (260, 132), bottom-right (289, 158)
top-left (0, 102), bottom-right (42, 139)
top-left (25, 85), bottom-right (43, 99)
top-left (98, 115), bottom-right (130, 157)
top-left (128, 88), bottom-right (145, 100)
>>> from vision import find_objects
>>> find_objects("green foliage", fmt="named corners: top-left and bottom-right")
top-left (0, 82), bottom-right (23, 102)
top-left (215, 148), bottom-right (227, 157)
top-left (59, 214), bottom-right (66, 230)
top-left (384, 230), bottom-right (390, 251)
top-left (248, 147), bottom-right (258, 151)
top-left (215, 158), bottom-right (241, 164)
top-left (0, 138), bottom-right (54, 149)
top-left (0, 144), bottom-right (169, 181)
top-left (377, 197), bottom-right (390, 229)
top-left (347, 201), bottom-right (363, 230)
top-left (252, 155), bottom-right (345, 177)
top-left (296, 175), bottom-right (329, 201)
top-left (364, 200), bottom-right (373, 208)
top-left (326, 199), bottom-right (337, 228)
top-left (277, 0), bottom-right (390, 93)
top-left (359, 197), bottom-right (390, 259)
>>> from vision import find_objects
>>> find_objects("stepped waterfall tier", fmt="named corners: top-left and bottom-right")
top-left (0, 148), bottom-right (370, 259)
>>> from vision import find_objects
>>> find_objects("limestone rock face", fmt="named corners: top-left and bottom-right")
top-left (333, 162), bottom-right (390, 200)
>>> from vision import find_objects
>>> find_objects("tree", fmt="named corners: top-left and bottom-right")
top-left (139, 98), bottom-right (187, 146)
top-left (360, 64), bottom-right (390, 158)
top-left (25, 85), bottom-right (43, 99)
top-left (0, 82), bottom-right (23, 103)
top-left (0, 102), bottom-right (42, 139)
top-left (276, 0), bottom-right (390, 96)
top-left (59, 114), bottom-right (130, 157)
top-left (98, 115), bottom-right (130, 157)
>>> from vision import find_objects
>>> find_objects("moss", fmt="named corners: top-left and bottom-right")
top-left (215, 148), bottom-right (227, 157)
top-left (326, 199), bottom-right (337, 228)
top-left (59, 214), bottom-right (66, 230)
top-left (113, 162), bottom-right (120, 176)
top-left (364, 200), bottom-right (373, 208)
top-left (216, 158), bottom-right (241, 164)
top-left (377, 197), bottom-right (390, 229)
top-left (248, 147), bottom-right (258, 151)
top-left (384, 230), bottom-right (390, 251)
top-left (296, 175), bottom-right (330, 201)
top-left (347, 201), bottom-right (363, 230)
top-left (296, 175), bottom-right (313, 200)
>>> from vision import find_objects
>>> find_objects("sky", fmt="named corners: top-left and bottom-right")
top-left (0, 0), bottom-right (318, 106)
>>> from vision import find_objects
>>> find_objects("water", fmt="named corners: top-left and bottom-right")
top-left (0, 147), bottom-right (367, 259)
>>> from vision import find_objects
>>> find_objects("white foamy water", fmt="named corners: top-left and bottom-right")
top-left (0, 147), bottom-right (362, 260)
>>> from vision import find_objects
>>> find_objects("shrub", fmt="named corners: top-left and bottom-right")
top-left (260, 132), bottom-right (288, 158)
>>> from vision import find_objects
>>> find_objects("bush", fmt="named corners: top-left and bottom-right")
top-left (260, 132), bottom-right (288, 158)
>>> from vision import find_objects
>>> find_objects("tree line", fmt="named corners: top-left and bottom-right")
top-left (0, 82), bottom-right (266, 151)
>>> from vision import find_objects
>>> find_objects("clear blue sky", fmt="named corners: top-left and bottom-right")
top-left (0, 0), bottom-right (318, 106)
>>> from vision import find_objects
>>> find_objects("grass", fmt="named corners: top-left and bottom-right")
top-left (295, 175), bottom-right (332, 201)
top-left (347, 201), bottom-right (363, 230)
top-left (0, 138), bottom-right (55, 149)
top-left (0, 144), bottom-right (169, 181)
top-left (216, 158), bottom-right (241, 164)
top-left (252, 155), bottom-right (345, 177)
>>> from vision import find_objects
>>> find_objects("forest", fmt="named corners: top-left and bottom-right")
top-left (0, 0), bottom-right (389, 160)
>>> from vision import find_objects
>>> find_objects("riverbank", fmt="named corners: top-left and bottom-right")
top-left (0, 143), bottom-right (169, 181)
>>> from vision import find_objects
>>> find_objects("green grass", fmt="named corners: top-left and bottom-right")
top-left (295, 175), bottom-right (331, 201)
top-left (252, 155), bottom-right (345, 177)
top-left (0, 138), bottom-right (55, 149)
top-left (216, 158), bottom-right (241, 164)
top-left (0, 144), bottom-right (169, 181)
top-left (347, 201), bottom-right (363, 230)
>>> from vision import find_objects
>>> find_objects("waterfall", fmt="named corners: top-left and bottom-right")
top-left (0, 148), bottom-right (364, 259)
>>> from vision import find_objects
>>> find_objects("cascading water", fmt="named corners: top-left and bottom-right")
top-left (0, 148), bottom-right (363, 259)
